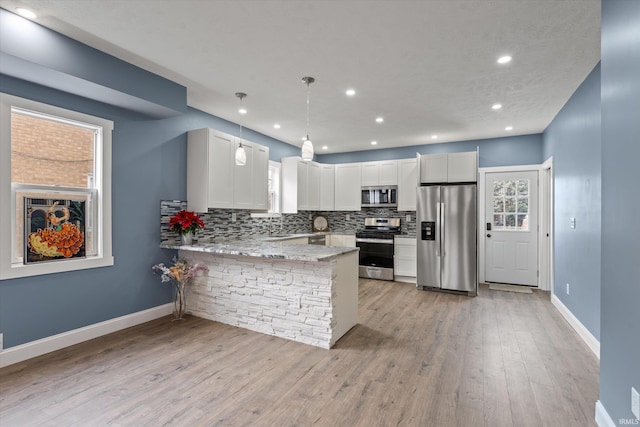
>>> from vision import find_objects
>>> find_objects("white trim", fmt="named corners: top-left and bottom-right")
top-left (478, 164), bottom-right (542, 285)
top-left (0, 303), bottom-right (173, 368)
top-left (595, 400), bottom-right (616, 427)
top-left (539, 157), bottom-right (554, 292)
top-left (551, 294), bottom-right (600, 358)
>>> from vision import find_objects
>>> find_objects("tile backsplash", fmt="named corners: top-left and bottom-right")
top-left (160, 200), bottom-right (416, 245)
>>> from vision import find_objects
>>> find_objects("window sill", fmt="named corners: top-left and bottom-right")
top-left (1, 255), bottom-right (114, 281)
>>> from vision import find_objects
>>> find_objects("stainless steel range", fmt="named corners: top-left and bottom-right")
top-left (356, 217), bottom-right (401, 281)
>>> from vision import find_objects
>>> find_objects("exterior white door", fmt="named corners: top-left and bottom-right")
top-left (485, 170), bottom-right (539, 286)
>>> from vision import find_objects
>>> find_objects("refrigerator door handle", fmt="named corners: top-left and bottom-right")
top-left (436, 202), bottom-right (441, 257)
top-left (441, 203), bottom-right (445, 257)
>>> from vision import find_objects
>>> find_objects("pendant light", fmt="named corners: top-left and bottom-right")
top-left (235, 92), bottom-right (247, 166)
top-left (301, 76), bottom-right (315, 161)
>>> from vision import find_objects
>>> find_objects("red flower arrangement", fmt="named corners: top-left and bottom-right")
top-left (169, 210), bottom-right (205, 235)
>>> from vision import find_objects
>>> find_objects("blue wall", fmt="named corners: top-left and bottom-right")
top-left (318, 134), bottom-right (543, 167)
top-left (542, 63), bottom-right (602, 340)
top-left (0, 74), bottom-right (299, 349)
top-left (600, 0), bottom-right (640, 423)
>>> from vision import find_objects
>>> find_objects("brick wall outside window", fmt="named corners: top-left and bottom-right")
top-left (11, 113), bottom-right (94, 187)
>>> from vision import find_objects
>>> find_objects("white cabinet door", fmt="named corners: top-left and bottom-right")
top-left (379, 160), bottom-right (398, 185)
top-left (419, 152), bottom-right (477, 183)
top-left (361, 160), bottom-right (398, 186)
top-left (307, 162), bottom-right (321, 210)
top-left (297, 160), bottom-right (309, 210)
top-left (320, 164), bottom-right (335, 210)
top-left (394, 236), bottom-right (417, 278)
top-left (335, 163), bottom-right (362, 211)
top-left (233, 141), bottom-right (254, 209)
top-left (420, 153), bottom-right (448, 183)
top-left (397, 158), bottom-right (417, 211)
top-left (361, 162), bottom-right (380, 186)
top-left (447, 151), bottom-right (477, 182)
top-left (281, 157), bottom-right (299, 213)
top-left (251, 143), bottom-right (269, 210)
top-left (187, 128), bottom-right (235, 211)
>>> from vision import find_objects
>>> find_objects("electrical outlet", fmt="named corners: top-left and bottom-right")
top-left (406, 214), bottom-right (412, 222)
top-left (309, 214), bottom-right (312, 220)
top-left (231, 213), bottom-right (237, 222)
top-left (570, 217), bottom-right (576, 229)
top-left (346, 214), bottom-right (350, 221)
top-left (566, 283), bottom-right (570, 295)
top-left (632, 387), bottom-right (639, 420)
top-left (0, 333), bottom-right (3, 351)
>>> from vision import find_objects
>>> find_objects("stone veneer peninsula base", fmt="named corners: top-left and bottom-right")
top-left (179, 248), bottom-right (358, 349)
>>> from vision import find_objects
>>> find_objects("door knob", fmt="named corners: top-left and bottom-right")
top-left (486, 234), bottom-right (491, 238)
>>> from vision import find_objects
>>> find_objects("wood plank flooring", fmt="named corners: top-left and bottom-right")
top-left (0, 281), bottom-right (599, 426)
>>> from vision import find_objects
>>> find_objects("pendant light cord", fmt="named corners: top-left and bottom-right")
top-left (306, 82), bottom-right (310, 140)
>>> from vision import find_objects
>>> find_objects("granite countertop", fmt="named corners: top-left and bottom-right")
top-left (161, 238), bottom-right (359, 262)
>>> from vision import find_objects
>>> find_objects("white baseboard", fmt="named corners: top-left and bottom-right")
top-left (595, 400), bottom-right (616, 427)
top-left (551, 294), bottom-right (600, 359)
top-left (0, 303), bottom-right (173, 368)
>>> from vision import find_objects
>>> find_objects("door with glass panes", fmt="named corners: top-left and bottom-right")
top-left (485, 170), bottom-right (539, 286)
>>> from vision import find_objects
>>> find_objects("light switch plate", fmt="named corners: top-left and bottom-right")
top-left (231, 213), bottom-right (237, 222)
top-left (406, 214), bottom-right (412, 222)
top-left (0, 333), bottom-right (3, 351)
top-left (346, 214), bottom-right (350, 221)
top-left (570, 217), bottom-right (576, 229)
top-left (632, 387), bottom-right (639, 420)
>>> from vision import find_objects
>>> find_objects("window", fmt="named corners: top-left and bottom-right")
top-left (0, 93), bottom-right (113, 279)
top-left (491, 179), bottom-right (529, 231)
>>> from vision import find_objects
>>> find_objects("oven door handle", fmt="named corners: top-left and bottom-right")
top-left (355, 238), bottom-right (394, 244)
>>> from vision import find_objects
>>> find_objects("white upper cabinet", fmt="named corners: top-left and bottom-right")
top-left (335, 163), bottom-right (362, 211)
top-left (307, 161), bottom-right (321, 210)
top-left (361, 160), bottom-right (398, 186)
top-left (419, 153), bottom-right (448, 183)
top-left (281, 157), bottom-right (323, 212)
top-left (419, 151), bottom-right (477, 183)
top-left (187, 128), bottom-right (269, 212)
top-left (397, 158), bottom-right (417, 211)
top-left (320, 164), bottom-right (335, 211)
top-left (447, 151), bottom-right (477, 182)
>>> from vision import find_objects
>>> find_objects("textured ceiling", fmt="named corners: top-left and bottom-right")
top-left (0, 0), bottom-right (600, 154)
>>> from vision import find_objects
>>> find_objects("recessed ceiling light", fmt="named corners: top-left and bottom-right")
top-left (376, 117), bottom-right (384, 123)
top-left (431, 135), bottom-right (438, 140)
top-left (371, 141), bottom-right (377, 145)
top-left (16, 8), bottom-right (37, 19)
top-left (505, 126), bottom-right (513, 131)
top-left (492, 103), bottom-right (502, 110)
top-left (273, 124), bottom-right (281, 129)
top-left (238, 108), bottom-right (247, 115)
top-left (346, 89), bottom-right (356, 96)
top-left (322, 146), bottom-right (328, 150)
top-left (497, 55), bottom-right (512, 64)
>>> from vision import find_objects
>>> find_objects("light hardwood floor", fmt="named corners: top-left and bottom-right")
top-left (0, 281), bottom-right (599, 427)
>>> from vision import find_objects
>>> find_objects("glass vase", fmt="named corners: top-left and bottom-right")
top-left (173, 282), bottom-right (186, 321)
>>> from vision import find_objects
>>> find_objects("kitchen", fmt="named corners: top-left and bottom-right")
top-left (0, 1), bottom-right (636, 426)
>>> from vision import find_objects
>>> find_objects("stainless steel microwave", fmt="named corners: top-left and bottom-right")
top-left (361, 186), bottom-right (398, 207)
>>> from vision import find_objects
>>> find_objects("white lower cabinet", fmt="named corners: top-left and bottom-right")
top-left (394, 236), bottom-right (417, 282)
top-left (328, 234), bottom-right (356, 247)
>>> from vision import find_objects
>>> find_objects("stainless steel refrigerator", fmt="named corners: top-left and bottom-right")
top-left (417, 184), bottom-right (477, 294)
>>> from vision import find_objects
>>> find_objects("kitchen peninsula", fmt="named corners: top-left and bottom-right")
top-left (163, 237), bottom-right (359, 349)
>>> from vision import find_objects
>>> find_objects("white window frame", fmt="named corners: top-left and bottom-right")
top-left (0, 93), bottom-right (114, 280)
